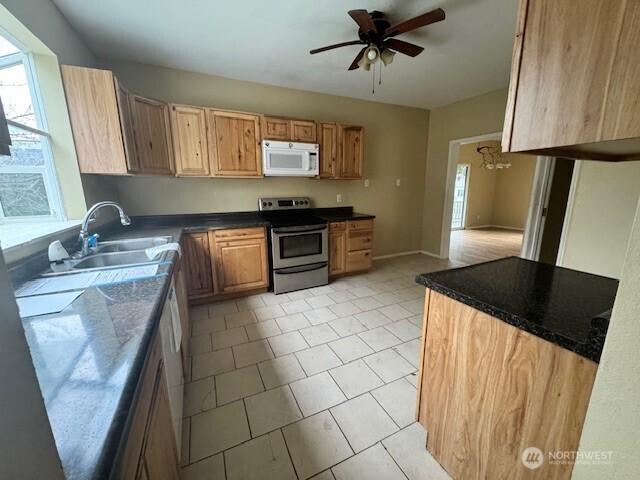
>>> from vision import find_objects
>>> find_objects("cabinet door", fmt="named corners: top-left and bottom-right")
top-left (114, 77), bottom-right (139, 172)
top-left (319, 123), bottom-right (338, 178)
top-left (131, 95), bottom-right (175, 175)
top-left (211, 234), bottom-right (268, 293)
top-left (61, 65), bottom-right (129, 174)
top-left (506, 0), bottom-right (638, 153)
top-left (329, 229), bottom-right (346, 276)
top-left (138, 363), bottom-right (180, 480)
top-left (262, 116), bottom-right (291, 140)
top-left (170, 105), bottom-right (210, 176)
top-left (347, 249), bottom-right (372, 272)
top-left (292, 120), bottom-right (317, 142)
top-left (338, 125), bottom-right (364, 179)
top-left (211, 111), bottom-right (262, 177)
top-left (182, 233), bottom-right (214, 297)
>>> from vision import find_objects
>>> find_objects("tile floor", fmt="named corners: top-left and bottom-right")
top-left (181, 254), bottom-right (460, 480)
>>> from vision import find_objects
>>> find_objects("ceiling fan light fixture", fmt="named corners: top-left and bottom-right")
top-left (380, 49), bottom-right (395, 66)
top-left (366, 46), bottom-right (379, 61)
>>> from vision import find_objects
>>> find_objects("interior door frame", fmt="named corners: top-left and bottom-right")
top-left (451, 163), bottom-right (471, 231)
top-left (440, 132), bottom-right (503, 258)
top-left (520, 157), bottom-right (556, 260)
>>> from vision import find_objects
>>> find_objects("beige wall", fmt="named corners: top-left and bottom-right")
top-left (95, 60), bottom-right (430, 257)
top-left (492, 152), bottom-right (536, 229)
top-left (457, 143), bottom-right (497, 228)
top-left (421, 88), bottom-right (509, 254)
top-left (573, 198), bottom-right (640, 479)
top-left (456, 141), bottom-right (535, 230)
top-left (561, 161), bottom-right (640, 278)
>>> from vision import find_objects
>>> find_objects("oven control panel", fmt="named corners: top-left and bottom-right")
top-left (259, 197), bottom-right (312, 211)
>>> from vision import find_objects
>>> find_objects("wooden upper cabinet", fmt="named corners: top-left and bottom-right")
top-left (319, 123), bottom-right (338, 178)
top-left (503, 0), bottom-right (640, 161)
top-left (181, 232), bottom-right (214, 298)
top-left (261, 116), bottom-right (316, 142)
top-left (170, 105), bottom-right (210, 176)
top-left (291, 120), bottom-right (316, 142)
top-left (262, 116), bottom-right (291, 140)
top-left (338, 125), bottom-right (364, 179)
top-left (115, 78), bottom-right (139, 173)
top-left (62, 65), bottom-right (133, 175)
top-left (210, 110), bottom-right (262, 177)
top-left (130, 95), bottom-right (175, 175)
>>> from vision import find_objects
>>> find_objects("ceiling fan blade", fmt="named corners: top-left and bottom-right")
top-left (348, 9), bottom-right (377, 35)
top-left (384, 38), bottom-right (424, 57)
top-left (382, 8), bottom-right (446, 38)
top-left (348, 47), bottom-right (367, 71)
top-left (310, 40), bottom-right (363, 54)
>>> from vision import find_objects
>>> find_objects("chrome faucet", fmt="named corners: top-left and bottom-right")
top-left (77, 202), bottom-right (131, 257)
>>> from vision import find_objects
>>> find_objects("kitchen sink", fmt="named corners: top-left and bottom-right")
top-left (71, 251), bottom-right (156, 269)
top-left (94, 236), bottom-right (171, 253)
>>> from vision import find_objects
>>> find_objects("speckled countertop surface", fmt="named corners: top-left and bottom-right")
top-left (13, 207), bottom-right (374, 479)
top-left (415, 256), bottom-right (619, 363)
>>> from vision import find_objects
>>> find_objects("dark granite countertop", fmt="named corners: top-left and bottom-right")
top-left (415, 257), bottom-right (618, 363)
top-left (12, 206), bottom-right (375, 479)
top-left (313, 207), bottom-right (375, 222)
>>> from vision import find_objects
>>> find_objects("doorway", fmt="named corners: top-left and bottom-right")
top-left (441, 133), bottom-right (575, 266)
top-left (451, 164), bottom-right (469, 230)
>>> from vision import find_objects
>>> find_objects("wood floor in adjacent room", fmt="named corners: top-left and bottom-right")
top-left (449, 227), bottom-right (524, 265)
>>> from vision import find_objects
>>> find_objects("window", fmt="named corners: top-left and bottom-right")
top-left (0, 34), bottom-right (63, 222)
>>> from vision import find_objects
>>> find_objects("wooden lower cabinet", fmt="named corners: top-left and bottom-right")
top-left (114, 333), bottom-right (179, 480)
top-left (136, 361), bottom-right (180, 480)
top-left (329, 223), bottom-right (347, 276)
top-left (210, 228), bottom-right (269, 294)
top-left (329, 220), bottom-right (373, 276)
top-left (182, 232), bottom-right (214, 299)
top-left (416, 290), bottom-right (597, 480)
top-left (181, 227), bottom-right (269, 302)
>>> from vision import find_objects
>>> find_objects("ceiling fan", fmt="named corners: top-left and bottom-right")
top-left (310, 8), bottom-right (446, 71)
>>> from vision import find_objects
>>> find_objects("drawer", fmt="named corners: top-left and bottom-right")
top-left (214, 227), bottom-right (265, 240)
top-left (347, 249), bottom-right (372, 272)
top-left (348, 219), bottom-right (373, 231)
top-left (348, 230), bottom-right (372, 251)
top-left (329, 221), bottom-right (346, 232)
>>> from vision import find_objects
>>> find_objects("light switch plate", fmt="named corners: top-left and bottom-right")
top-left (364, 179), bottom-right (370, 187)
top-left (337, 193), bottom-right (343, 203)
top-left (396, 178), bottom-right (401, 187)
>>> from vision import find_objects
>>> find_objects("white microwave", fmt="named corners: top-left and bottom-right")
top-left (262, 140), bottom-right (319, 177)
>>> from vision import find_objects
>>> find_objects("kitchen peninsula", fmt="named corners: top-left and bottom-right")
top-left (414, 257), bottom-right (618, 479)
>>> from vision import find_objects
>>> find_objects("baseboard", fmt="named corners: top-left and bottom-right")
top-left (464, 224), bottom-right (524, 232)
top-left (420, 250), bottom-right (447, 259)
top-left (373, 250), bottom-right (422, 260)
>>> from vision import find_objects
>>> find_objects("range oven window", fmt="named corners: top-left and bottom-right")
top-left (279, 232), bottom-right (322, 259)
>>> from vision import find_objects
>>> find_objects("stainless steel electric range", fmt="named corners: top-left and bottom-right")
top-left (258, 197), bottom-right (328, 294)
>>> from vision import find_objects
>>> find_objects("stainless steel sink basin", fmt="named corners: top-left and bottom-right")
top-left (94, 236), bottom-right (171, 253)
top-left (71, 251), bottom-right (156, 269)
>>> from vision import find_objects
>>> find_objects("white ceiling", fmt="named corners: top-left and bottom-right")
top-left (52, 0), bottom-right (518, 109)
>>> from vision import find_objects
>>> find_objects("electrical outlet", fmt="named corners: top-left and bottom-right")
top-left (477, 214), bottom-right (481, 221)
top-left (364, 179), bottom-right (370, 187)
top-left (396, 178), bottom-right (401, 187)
top-left (337, 194), bottom-right (343, 203)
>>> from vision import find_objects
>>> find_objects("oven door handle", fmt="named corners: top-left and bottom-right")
top-left (273, 262), bottom-right (328, 275)
top-left (272, 225), bottom-right (328, 235)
